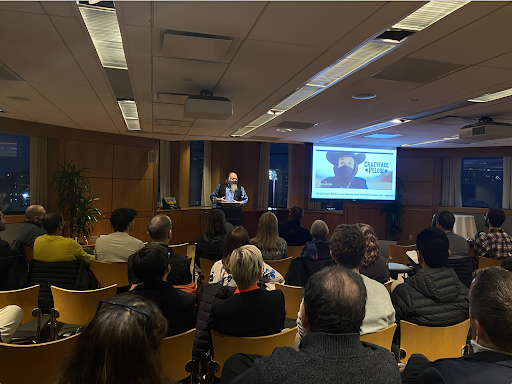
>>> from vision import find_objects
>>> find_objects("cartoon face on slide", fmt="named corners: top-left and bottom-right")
top-left (322, 151), bottom-right (366, 188)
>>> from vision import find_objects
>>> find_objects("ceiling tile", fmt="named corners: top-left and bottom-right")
top-left (116, 1), bottom-right (151, 27)
top-left (40, 2), bottom-right (76, 18)
top-left (0, 1), bottom-right (44, 14)
top-left (478, 51), bottom-right (512, 71)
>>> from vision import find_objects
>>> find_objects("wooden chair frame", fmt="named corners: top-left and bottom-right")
top-left (388, 244), bottom-right (417, 265)
top-left (384, 280), bottom-right (393, 293)
top-left (199, 258), bottom-right (216, 279)
top-left (0, 285), bottom-right (42, 342)
top-left (89, 259), bottom-right (129, 288)
top-left (360, 323), bottom-right (397, 351)
top-left (160, 328), bottom-right (196, 382)
top-left (478, 256), bottom-right (502, 269)
top-left (275, 283), bottom-right (303, 319)
top-left (287, 246), bottom-right (303, 259)
top-left (265, 257), bottom-right (293, 278)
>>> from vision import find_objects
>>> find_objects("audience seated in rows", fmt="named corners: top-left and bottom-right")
top-left (390, 227), bottom-right (469, 347)
top-left (435, 211), bottom-right (473, 287)
top-left (300, 220), bottom-right (330, 260)
top-left (0, 304), bottom-right (23, 343)
top-left (116, 245), bottom-right (196, 337)
top-left (401, 266), bottom-right (512, 384)
top-left (209, 226), bottom-right (284, 287)
top-left (0, 207), bottom-right (12, 258)
top-left (195, 209), bottom-right (232, 269)
top-left (223, 266), bottom-right (400, 384)
top-left (473, 206), bottom-right (512, 264)
top-left (95, 207), bottom-right (144, 262)
top-left (209, 244), bottom-right (285, 337)
top-left (251, 212), bottom-right (287, 260)
top-left (295, 224), bottom-right (395, 348)
top-left (357, 223), bottom-right (390, 284)
top-left (10, 204), bottom-right (46, 255)
top-left (55, 297), bottom-right (174, 384)
top-left (128, 214), bottom-right (191, 286)
top-left (34, 212), bottom-right (93, 264)
top-left (278, 205), bottom-right (312, 246)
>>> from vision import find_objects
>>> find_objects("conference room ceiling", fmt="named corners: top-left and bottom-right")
top-left (1, 1), bottom-right (512, 148)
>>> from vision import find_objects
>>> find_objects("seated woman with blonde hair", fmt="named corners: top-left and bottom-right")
top-left (251, 212), bottom-right (287, 260)
top-left (209, 226), bottom-right (284, 287)
top-left (300, 220), bottom-right (330, 260)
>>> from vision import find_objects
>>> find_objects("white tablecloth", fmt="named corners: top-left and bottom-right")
top-left (453, 214), bottom-right (478, 240)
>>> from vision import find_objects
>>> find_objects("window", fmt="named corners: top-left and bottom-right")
top-left (0, 133), bottom-right (30, 213)
top-left (268, 143), bottom-right (288, 208)
top-left (461, 157), bottom-right (503, 208)
top-left (189, 141), bottom-right (204, 206)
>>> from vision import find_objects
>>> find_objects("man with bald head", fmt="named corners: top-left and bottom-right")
top-left (11, 205), bottom-right (46, 256)
top-left (127, 214), bottom-right (192, 286)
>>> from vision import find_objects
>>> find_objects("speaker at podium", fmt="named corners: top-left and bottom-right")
top-left (218, 202), bottom-right (242, 227)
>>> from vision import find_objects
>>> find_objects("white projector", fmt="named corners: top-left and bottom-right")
top-left (459, 121), bottom-right (512, 142)
top-left (184, 94), bottom-right (233, 120)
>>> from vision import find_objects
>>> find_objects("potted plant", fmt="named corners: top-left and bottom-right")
top-left (380, 177), bottom-right (405, 241)
top-left (51, 161), bottom-right (102, 242)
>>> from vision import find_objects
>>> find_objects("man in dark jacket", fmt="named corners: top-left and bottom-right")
top-left (116, 244), bottom-right (196, 337)
top-left (10, 205), bottom-right (46, 255)
top-left (127, 214), bottom-right (191, 286)
top-left (401, 267), bottom-right (512, 384)
top-left (391, 227), bottom-right (469, 344)
top-left (278, 205), bottom-right (312, 246)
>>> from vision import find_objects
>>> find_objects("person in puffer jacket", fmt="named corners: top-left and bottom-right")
top-left (391, 227), bottom-right (469, 347)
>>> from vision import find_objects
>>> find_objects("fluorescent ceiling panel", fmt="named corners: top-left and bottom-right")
top-left (401, 135), bottom-right (459, 147)
top-left (118, 100), bottom-right (140, 131)
top-left (324, 119), bottom-right (405, 142)
top-left (468, 87), bottom-right (512, 103)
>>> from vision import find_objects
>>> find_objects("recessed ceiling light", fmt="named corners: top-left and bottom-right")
top-left (352, 94), bottom-right (376, 100)
top-left (276, 128), bottom-right (292, 133)
top-left (0, 109), bottom-right (4, 113)
top-left (468, 87), bottom-right (512, 103)
top-left (8, 96), bottom-right (30, 101)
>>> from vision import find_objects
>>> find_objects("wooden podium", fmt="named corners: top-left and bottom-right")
top-left (218, 202), bottom-right (242, 227)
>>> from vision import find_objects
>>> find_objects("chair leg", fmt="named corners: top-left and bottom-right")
top-left (50, 308), bottom-right (60, 341)
top-left (185, 360), bottom-right (199, 384)
top-left (202, 351), bottom-right (220, 384)
top-left (31, 308), bottom-right (41, 343)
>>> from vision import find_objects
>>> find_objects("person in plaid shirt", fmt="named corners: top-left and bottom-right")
top-left (473, 207), bottom-right (512, 266)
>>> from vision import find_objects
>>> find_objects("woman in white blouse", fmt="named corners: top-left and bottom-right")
top-left (209, 226), bottom-right (284, 287)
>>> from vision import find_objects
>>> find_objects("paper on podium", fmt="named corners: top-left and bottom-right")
top-left (407, 250), bottom-right (419, 264)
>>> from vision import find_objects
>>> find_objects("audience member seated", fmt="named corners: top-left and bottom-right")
top-left (251, 212), bottom-right (287, 260)
top-left (115, 245), bottom-right (196, 337)
top-left (473, 207), bottom-right (512, 266)
top-left (195, 209), bottom-right (230, 269)
top-left (33, 212), bottom-right (93, 263)
top-left (0, 207), bottom-right (12, 258)
top-left (55, 297), bottom-right (174, 384)
top-left (209, 245), bottom-right (285, 337)
top-left (435, 211), bottom-right (473, 287)
top-left (10, 205), bottom-right (46, 255)
top-left (95, 207), bottom-right (144, 262)
top-left (209, 226), bottom-right (284, 287)
top-left (128, 214), bottom-right (191, 286)
top-left (390, 227), bottom-right (469, 347)
top-left (278, 205), bottom-right (312, 246)
top-left (223, 266), bottom-right (401, 384)
top-left (300, 220), bottom-right (330, 260)
top-left (357, 223), bottom-right (390, 284)
top-left (401, 267), bottom-right (512, 384)
top-left (0, 305), bottom-right (23, 343)
top-left (295, 224), bottom-right (395, 349)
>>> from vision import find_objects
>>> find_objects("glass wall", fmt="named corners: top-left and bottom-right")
top-left (189, 141), bottom-right (204, 206)
top-left (461, 157), bottom-right (503, 208)
top-left (268, 143), bottom-right (288, 208)
top-left (0, 133), bottom-right (30, 213)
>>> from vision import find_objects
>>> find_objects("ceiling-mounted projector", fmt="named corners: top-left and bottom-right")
top-left (184, 90), bottom-right (233, 120)
top-left (459, 117), bottom-right (512, 142)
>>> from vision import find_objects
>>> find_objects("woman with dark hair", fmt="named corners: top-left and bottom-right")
top-left (251, 212), bottom-right (287, 260)
top-left (357, 223), bottom-right (390, 284)
top-left (195, 209), bottom-right (233, 269)
top-left (55, 297), bottom-right (174, 384)
top-left (209, 226), bottom-right (284, 287)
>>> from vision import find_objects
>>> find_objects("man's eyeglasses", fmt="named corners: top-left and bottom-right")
top-left (98, 300), bottom-right (152, 337)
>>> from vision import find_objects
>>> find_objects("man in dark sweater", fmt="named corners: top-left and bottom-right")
top-left (10, 205), bottom-right (46, 255)
top-left (278, 205), bottom-right (312, 246)
top-left (223, 266), bottom-right (400, 384)
top-left (115, 244), bottom-right (196, 337)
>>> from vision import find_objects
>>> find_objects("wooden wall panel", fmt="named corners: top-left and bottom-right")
top-left (112, 179), bottom-right (153, 213)
top-left (289, 144), bottom-right (307, 208)
top-left (166, 210), bottom-right (184, 245)
top-left (398, 208), bottom-right (433, 245)
top-left (89, 217), bottom-right (112, 237)
top-left (182, 209), bottom-right (201, 243)
top-left (397, 157), bottom-right (433, 182)
top-left (179, 142), bottom-right (190, 209)
top-left (344, 203), bottom-right (386, 239)
top-left (65, 140), bottom-right (113, 178)
top-left (131, 216), bottom-right (152, 243)
top-left (402, 181), bottom-right (433, 206)
top-left (303, 212), bottom-right (321, 230)
top-left (88, 178), bottom-right (112, 213)
top-left (113, 145), bottom-right (154, 180)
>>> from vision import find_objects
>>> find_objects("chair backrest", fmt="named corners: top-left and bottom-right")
top-left (211, 327), bottom-right (297, 376)
top-left (200, 258), bottom-right (216, 278)
top-left (384, 280), bottom-right (393, 293)
top-left (287, 246), bottom-right (303, 259)
top-left (265, 257), bottom-right (292, 277)
top-left (275, 283), bottom-right (303, 319)
top-left (23, 245), bottom-right (34, 261)
top-left (399, 319), bottom-right (470, 362)
top-left (160, 328), bottom-right (195, 381)
top-left (170, 243), bottom-right (189, 257)
top-left (478, 256), bottom-right (503, 269)
top-left (388, 244), bottom-right (416, 265)
top-left (0, 285), bottom-right (40, 324)
top-left (89, 259), bottom-right (129, 287)
top-left (51, 284), bottom-right (117, 325)
top-left (0, 333), bottom-right (79, 384)
top-left (360, 323), bottom-right (397, 351)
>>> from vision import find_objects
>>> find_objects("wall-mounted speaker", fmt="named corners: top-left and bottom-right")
top-left (148, 151), bottom-right (157, 163)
